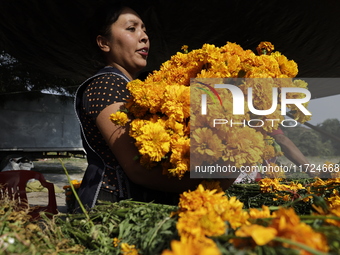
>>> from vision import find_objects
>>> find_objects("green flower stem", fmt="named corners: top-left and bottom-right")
top-left (280, 194), bottom-right (311, 208)
top-left (231, 184), bottom-right (260, 190)
top-left (59, 159), bottom-right (93, 225)
top-left (146, 216), bottom-right (172, 248)
top-left (299, 215), bottom-right (340, 221)
top-left (249, 214), bottom-right (340, 222)
top-left (273, 237), bottom-right (328, 255)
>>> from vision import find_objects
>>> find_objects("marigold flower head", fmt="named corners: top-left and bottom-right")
top-left (161, 85), bottom-right (190, 122)
top-left (178, 184), bottom-right (226, 212)
top-left (113, 237), bottom-right (120, 247)
top-left (191, 127), bottom-right (225, 164)
top-left (120, 242), bottom-right (139, 255)
top-left (176, 184), bottom-right (250, 250)
top-left (234, 224), bottom-right (277, 247)
top-left (262, 144), bottom-right (276, 160)
top-left (161, 239), bottom-right (221, 255)
top-left (222, 127), bottom-right (265, 168)
top-left (259, 178), bottom-right (283, 192)
top-left (135, 121), bottom-right (171, 162)
top-left (176, 208), bottom-right (226, 240)
top-left (270, 207), bottom-right (329, 254)
top-left (324, 205), bottom-right (340, 227)
top-left (168, 136), bottom-right (190, 179)
top-left (125, 99), bottom-right (148, 118)
top-left (271, 51), bottom-right (298, 77)
top-left (308, 177), bottom-right (337, 196)
top-left (327, 189), bottom-right (340, 208)
top-left (63, 179), bottom-right (82, 190)
top-left (181, 45), bottom-right (189, 54)
top-left (219, 196), bottom-right (250, 229)
top-left (256, 41), bottom-right (275, 55)
top-left (109, 111), bottom-right (129, 126)
top-left (248, 205), bottom-right (272, 219)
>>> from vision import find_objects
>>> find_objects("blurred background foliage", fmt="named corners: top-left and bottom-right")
top-left (283, 118), bottom-right (340, 156)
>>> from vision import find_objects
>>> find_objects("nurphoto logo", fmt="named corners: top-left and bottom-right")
top-left (200, 84), bottom-right (311, 116)
top-left (190, 77), bottom-right (313, 178)
top-left (195, 78), bottom-right (311, 129)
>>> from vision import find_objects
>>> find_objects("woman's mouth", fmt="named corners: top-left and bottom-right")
top-left (137, 47), bottom-right (149, 57)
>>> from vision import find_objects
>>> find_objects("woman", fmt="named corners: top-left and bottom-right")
top-left (75, 2), bottom-right (235, 210)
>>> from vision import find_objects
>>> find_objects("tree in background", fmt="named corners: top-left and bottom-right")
top-left (317, 119), bottom-right (340, 155)
top-left (282, 119), bottom-right (340, 157)
top-left (0, 51), bottom-right (78, 96)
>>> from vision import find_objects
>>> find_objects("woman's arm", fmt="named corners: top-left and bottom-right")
top-left (272, 133), bottom-right (311, 172)
top-left (96, 102), bottom-right (236, 193)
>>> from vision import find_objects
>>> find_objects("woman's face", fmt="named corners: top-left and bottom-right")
top-left (101, 7), bottom-right (149, 79)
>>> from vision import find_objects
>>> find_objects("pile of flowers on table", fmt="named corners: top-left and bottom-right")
top-left (109, 171), bottom-right (340, 255)
top-left (3, 174), bottom-right (340, 254)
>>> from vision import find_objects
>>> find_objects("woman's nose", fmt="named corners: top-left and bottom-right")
top-left (140, 30), bottom-right (148, 43)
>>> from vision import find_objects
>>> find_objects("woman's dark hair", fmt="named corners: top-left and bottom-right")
top-left (87, 1), bottom-right (125, 69)
top-left (90, 1), bottom-right (125, 41)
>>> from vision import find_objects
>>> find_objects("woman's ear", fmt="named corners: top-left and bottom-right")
top-left (97, 35), bottom-right (110, 52)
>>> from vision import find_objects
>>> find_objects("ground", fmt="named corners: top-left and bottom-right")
top-left (26, 157), bottom-right (87, 213)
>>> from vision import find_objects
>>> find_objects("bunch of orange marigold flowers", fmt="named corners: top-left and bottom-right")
top-left (110, 41), bottom-right (311, 179)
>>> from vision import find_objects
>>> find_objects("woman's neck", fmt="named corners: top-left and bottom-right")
top-left (106, 64), bottom-right (134, 81)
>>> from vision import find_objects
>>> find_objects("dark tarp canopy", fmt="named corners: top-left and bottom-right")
top-left (1, 0), bottom-right (340, 98)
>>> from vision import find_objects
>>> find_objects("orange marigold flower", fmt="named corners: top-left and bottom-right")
top-left (113, 237), bottom-right (120, 247)
top-left (176, 207), bottom-right (226, 240)
top-left (120, 243), bottom-right (139, 255)
top-left (262, 144), bottom-right (276, 160)
top-left (176, 184), bottom-right (249, 244)
top-left (161, 85), bottom-right (190, 122)
top-left (181, 45), bottom-right (189, 54)
top-left (178, 184), bottom-right (225, 212)
top-left (256, 41), bottom-right (275, 55)
top-left (161, 239), bottom-right (221, 255)
top-left (135, 121), bottom-right (171, 162)
top-left (109, 111), bottom-right (129, 126)
top-left (168, 136), bottom-right (190, 179)
top-left (270, 207), bottom-right (329, 254)
top-left (222, 127), bottom-right (265, 168)
top-left (234, 224), bottom-right (277, 246)
top-left (248, 205), bottom-right (272, 219)
top-left (63, 179), bottom-right (82, 190)
top-left (191, 127), bottom-right (225, 164)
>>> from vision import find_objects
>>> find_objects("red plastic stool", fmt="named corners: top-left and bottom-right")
top-left (0, 170), bottom-right (58, 220)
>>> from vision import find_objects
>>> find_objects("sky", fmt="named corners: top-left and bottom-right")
top-left (306, 94), bottom-right (340, 126)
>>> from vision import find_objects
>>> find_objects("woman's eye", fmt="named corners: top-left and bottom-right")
top-left (127, 27), bottom-right (136, 32)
